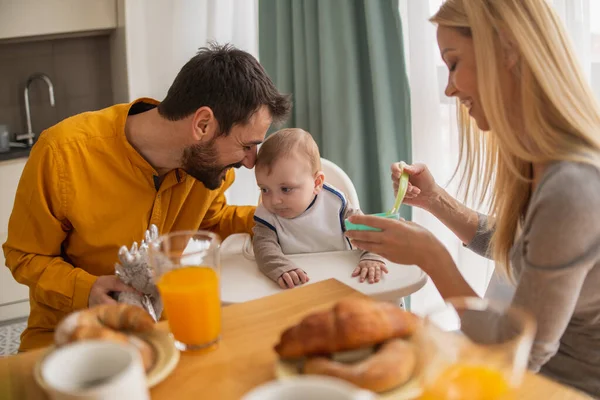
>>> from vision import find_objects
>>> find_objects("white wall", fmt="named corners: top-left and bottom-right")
top-left (121, 0), bottom-right (260, 206)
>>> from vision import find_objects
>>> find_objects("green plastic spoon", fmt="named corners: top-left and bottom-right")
top-left (343, 163), bottom-right (409, 232)
top-left (389, 162), bottom-right (409, 215)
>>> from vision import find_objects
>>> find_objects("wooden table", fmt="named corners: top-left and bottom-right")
top-left (0, 279), bottom-right (592, 399)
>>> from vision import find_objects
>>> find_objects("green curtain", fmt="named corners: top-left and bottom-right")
top-left (259, 0), bottom-right (411, 217)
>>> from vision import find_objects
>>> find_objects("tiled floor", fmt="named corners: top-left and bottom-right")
top-left (0, 319), bottom-right (26, 356)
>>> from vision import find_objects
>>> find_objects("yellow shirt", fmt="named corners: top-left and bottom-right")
top-left (2, 98), bottom-right (255, 351)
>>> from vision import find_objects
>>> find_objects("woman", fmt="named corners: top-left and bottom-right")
top-left (346, 0), bottom-right (600, 396)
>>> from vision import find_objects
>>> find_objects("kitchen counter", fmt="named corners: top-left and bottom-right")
top-left (0, 147), bottom-right (30, 162)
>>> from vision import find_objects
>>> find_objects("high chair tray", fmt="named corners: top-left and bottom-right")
top-left (219, 234), bottom-right (427, 305)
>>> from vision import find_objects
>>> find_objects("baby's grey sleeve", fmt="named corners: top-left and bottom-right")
top-left (252, 222), bottom-right (298, 282)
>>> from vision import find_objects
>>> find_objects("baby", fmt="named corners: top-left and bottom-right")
top-left (252, 128), bottom-right (388, 289)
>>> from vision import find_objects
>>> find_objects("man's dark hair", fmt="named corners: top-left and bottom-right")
top-left (158, 43), bottom-right (291, 134)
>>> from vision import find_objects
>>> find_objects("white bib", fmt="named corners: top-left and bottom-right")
top-left (254, 184), bottom-right (351, 255)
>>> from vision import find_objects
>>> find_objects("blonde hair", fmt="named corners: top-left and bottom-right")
top-left (256, 128), bottom-right (321, 174)
top-left (431, 0), bottom-right (600, 279)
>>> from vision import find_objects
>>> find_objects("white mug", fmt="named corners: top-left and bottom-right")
top-left (41, 340), bottom-right (149, 400)
top-left (241, 376), bottom-right (376, 400)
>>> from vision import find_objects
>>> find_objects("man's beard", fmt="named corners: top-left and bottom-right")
top-left (181, 139), bottom-right (242, 190)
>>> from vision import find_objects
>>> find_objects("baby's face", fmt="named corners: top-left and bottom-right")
top-left (256, 155), bottom-right (323, 219)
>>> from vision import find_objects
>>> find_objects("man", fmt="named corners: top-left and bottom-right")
top-left (3, 43), bottom-right (291, 351)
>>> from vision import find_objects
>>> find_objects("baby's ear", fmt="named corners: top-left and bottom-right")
top-left (313, 171), bottom-right (325, 194)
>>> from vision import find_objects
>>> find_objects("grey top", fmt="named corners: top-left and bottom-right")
top-left (253, 206), bottom-right (385, 282)
top-left (467, 161), bottom-right (600, 398)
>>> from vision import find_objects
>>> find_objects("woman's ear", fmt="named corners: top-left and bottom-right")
top-left (313, 171), bottom-right (325, 194)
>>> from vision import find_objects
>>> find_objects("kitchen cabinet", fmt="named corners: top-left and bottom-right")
top-left (0, 158), bottom-right (29, 322)
top-left (0, 0), bottom-right (117, 41)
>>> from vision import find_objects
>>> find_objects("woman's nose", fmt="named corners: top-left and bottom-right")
top-left (445, 78), bottom-right (457, 98)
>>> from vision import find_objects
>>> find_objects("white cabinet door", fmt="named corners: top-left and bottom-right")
top-left (0, 158), bottom-right (27, 233)
top-left (0, 0), bottom-right (117, 41)
top-left (0, 232), bottom-right (30, 321)
top-left (0, 158), bottom-right (30, 321)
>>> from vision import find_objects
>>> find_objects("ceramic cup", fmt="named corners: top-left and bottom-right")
top-left (241, 376), bottom-right (376, 400)
top-left (41, 340), bottom-right (149, 400)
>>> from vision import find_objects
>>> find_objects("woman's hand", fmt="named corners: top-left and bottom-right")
top-left (391, 162), bottom-right (441, 212)
top-left (345, 215), bottom-right (479, 300)
top-left (345, 215), bottom-right (444, 269)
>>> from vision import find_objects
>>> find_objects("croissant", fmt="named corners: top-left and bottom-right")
top-left (304, 338), bottom-right (416, 393)
top-left (85, 303), bottom-right (156, 332)
top-left (274, 297), bottom-right (418, 359)
top-left (54, 304), bottom-right (157, 371)
top-left (69, 325), bottom-right (129, 344)
top-left (55, 303), bottom-right (155, 346)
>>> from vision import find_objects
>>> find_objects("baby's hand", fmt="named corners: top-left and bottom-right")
top-left (352, 261), bottom-right (388, 283)
top-left (278, 269), bottom-right (310, 289)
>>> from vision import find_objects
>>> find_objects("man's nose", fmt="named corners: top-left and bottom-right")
top-left (242, 147), bottom-right (257, 169)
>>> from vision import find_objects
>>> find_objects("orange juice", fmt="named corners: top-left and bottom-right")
top-left (157, 266), bottom-right (221, 347)
top-left (420, 364), bottom-right (512, 400)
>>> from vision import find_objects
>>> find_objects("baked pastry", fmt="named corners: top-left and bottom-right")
top-left (275, 297), bottom-right (420, 393)
top-left (304, 338), bottom-right (416, 393)
top-left (55, 304), bottom-right (156, 371)
top-left (275, 297), bottom-right (418, 359)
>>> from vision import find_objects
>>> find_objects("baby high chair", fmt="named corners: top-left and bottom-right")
top-left (219, 158), bottom-right (427, 307)
top-left (320, 158), bottom-right (360, 209)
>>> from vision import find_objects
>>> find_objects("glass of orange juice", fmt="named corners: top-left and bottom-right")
top-left (148, 230), bottom-right (221, 352)
top-left (415, 297), bottom-right (536, 400)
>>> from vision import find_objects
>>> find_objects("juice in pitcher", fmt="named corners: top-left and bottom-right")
top-left (149, 230), bottom-right (222, 352)
top-left (157, 266), bottom-right (221, 349)
top-left (419, 363), bottom-right (512, 400)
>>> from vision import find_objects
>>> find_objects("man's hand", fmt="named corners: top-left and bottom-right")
top-left (88, 275), bottom-right (138, 307)
top-left (352, 260), bottom-right (389, 283)
top-left (277, 269), bottom-right (310, 289)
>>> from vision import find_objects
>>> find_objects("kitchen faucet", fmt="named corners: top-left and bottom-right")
top-left (16, 73), bottom-right (55, 147)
